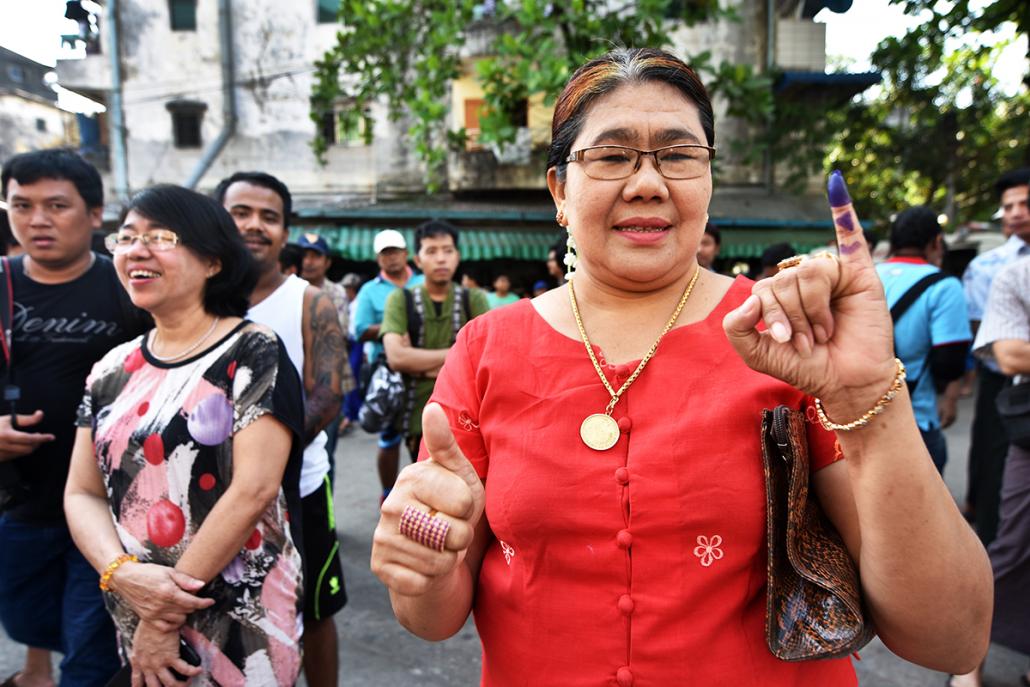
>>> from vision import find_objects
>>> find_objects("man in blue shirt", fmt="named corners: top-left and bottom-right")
top-left (961, 167), bottom-right (1030, 544)
top-left (353, 229), bottom-right (423, 501)
top-left (877, 206), bottom-right (971, 473)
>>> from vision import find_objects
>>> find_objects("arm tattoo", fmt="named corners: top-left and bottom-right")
top-left (303, 291), bottom-right (346, 443)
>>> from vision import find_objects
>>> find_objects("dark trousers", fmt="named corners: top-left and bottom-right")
top-left (0, 516), bottom-right (120, 686)
top-left (968, 367), bottom-right (1011, 545)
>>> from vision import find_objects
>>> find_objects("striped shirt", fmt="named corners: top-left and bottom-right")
top-left (963, 234), bottom-right (1030, 321)
top-left (973, 255), bottom-right (1030, 367)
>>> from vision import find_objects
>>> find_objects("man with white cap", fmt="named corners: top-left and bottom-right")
top-left (353, 229), bottom-right (423, 502)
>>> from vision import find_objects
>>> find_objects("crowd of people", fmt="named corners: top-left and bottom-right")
top-left (0, 45), bottom-right (1025, 687)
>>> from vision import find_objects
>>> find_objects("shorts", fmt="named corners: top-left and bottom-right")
top-left (301, 475), bottom-right (347, 621)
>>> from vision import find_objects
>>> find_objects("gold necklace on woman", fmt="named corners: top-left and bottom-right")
top-left (568, 266), bottom-right (702, 450)
top-left (149, 317), bottom-right (221, 362)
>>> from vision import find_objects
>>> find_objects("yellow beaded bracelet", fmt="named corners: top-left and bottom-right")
top-left (99, 553), bottom-right (138, 592)
top-left (814, 358), bottom-right (907, 432)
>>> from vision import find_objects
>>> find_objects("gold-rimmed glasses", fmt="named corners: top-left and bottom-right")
top-left (104, 229), bottom-right (181, 254)
top-left (565, 144), bottom-right (715, 180)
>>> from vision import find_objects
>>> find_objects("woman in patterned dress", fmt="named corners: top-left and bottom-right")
top-left (65, 185), bottom-right (305, 686)
top-left (369, 48), bottom-right (993, 686)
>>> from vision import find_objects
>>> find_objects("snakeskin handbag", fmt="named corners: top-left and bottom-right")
top-left (760, 405), bottom-right (875, 661)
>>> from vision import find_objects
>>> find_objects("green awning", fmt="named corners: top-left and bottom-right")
top-left (291, 225), bottom-right (833, 262)
top-left (718, 227), bottom-right (834, 259)
top-left (291, 226), bottom-right (557, 261)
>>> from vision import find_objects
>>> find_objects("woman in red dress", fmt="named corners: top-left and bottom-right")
top-left (371, 48), bottom-right (992, 686)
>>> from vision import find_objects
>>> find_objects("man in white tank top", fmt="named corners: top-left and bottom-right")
top-left (215, 172), bottom-right (347, 687)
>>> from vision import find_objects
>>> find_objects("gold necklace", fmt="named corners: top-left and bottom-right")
top-left (149, 317), bottom-right (221, 362)
top-left (568, 267), bottom-right (702, 450)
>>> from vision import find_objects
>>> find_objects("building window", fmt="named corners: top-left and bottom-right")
top-left (317, 0), bottom-right (338, 23)
top-left (462, 98), bottom-right (528, 150)
top-left (463, 98), bottom-right (485, 150)
top-left (35, 118), bottom-right (47, 133)
top-left (169, 0), bottom-right (197, 31)
top-left (317, 107), bottom-right (368, 147)
top-left (166, 101), bottom-right (206, 148)
top-left (6, 65), bottom-right (24, 83)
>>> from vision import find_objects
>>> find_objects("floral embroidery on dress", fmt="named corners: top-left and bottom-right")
top-left (693, 535), bottom-right (723, 567)
top-left (832, 439), bottom-right (844, 463)
top-left (500, 540), bottom-right (515, 565)
top-left (458, 410), bottom-right (479, 431)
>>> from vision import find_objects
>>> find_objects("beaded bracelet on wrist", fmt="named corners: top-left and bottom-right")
top-left (99, 553), bottom-right (138, 592)
top-left (813, 358), bottom-right (907, 432)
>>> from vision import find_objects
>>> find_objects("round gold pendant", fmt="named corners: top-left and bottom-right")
top-left (580, 413), bottom-right (620, 451)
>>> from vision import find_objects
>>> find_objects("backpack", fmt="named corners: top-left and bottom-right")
top-left (357, 354), bottom-right (406, 434)
top-left (889, 271), bottom-right (950, 395)
top-left (357, 285), bottom-right (473, 434)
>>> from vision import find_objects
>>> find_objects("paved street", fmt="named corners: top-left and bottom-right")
top-left (2, 393), bottom-right (1026, 685)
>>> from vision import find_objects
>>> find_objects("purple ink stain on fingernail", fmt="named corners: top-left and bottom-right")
top-left (839, 241), bottom-right (863, 255)
top-left (836, 212), bottom-right (855, 232)
top-left (827, 170), bottom-right (851, 208)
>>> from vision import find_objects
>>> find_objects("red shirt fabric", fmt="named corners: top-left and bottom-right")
top-left (426, 277), bottom-right (855, 686)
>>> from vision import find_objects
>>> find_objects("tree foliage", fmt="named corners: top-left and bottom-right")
top-left (310, 0), bottom-right (771, 191)
top-left (825, 0), bottom-right (1029, 227)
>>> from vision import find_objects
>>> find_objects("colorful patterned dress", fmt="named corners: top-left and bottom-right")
top-left (77, 321), bottom-right (305, 687)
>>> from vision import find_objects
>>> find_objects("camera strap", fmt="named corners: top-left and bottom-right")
top-left (0, 257), bottom-right (19, 413)
top-left (0, 256), bottom-right (12, 369)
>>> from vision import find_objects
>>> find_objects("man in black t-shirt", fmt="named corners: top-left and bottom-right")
top-left (0, 150), bottom-right (148, 687)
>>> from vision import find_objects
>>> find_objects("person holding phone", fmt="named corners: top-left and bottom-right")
top-left (64, 185), bottom-right (305, 686)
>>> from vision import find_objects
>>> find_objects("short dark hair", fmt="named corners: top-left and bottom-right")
top-left (890, 206), bottom-right (941, 252)
top-left (414, 219), bottom-right (459, 253)
top-left (278, 242), bottom-right (303, 274)
top-left (547, 48), bottom-right (714, 180)
top-left (703, 222), bottom-right (721, 245)
top-left (760, 242), bottom-right (796, 268)
top-left (124, 185), bottom-right (257, 317)
top-left (212, 171), bottom-right (292, 228)
top-left (996, 168), bottom-right (1030, 199)
top-left (1, 148), bottom-right (104, 209)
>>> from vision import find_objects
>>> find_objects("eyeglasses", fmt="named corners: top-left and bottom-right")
top-left (104, 229), bottom-right (181, 254)
top-left (565, 144), bottom-right (716, 180)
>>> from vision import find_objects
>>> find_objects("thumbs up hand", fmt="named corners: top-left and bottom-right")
top-left (371, 403), bottom-right (486, 597)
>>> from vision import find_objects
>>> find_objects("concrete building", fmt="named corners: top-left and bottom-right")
top-left (0, 47), bottom-right (75, 164)
top-left (54, 0), bottom-right (876, 277)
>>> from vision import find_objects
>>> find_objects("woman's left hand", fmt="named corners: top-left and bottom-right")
top-left (723, 171), bottom-right (897, 421)
top-left (130, 620), bottom-right (202, 687)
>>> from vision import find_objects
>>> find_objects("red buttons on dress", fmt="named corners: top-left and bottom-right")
top-left (618, 594), bottom-right (635, 615)
top-left (616, 667), bottom-right (634, 686)
top-left (614, 467), bottom-right (629, 485)
top-left (617, 416), bottom-right (632, 433)
top-left (616, 529), bottom-right (633, 549)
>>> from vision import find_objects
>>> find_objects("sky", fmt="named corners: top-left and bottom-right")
top-left (0, 0), bottom-right (1026, 93)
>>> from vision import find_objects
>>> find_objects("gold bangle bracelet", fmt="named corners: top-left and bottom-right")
top-left (99, 553), bottom-right (138, 592)
top-left (813, 358), bottom-right (907, 432)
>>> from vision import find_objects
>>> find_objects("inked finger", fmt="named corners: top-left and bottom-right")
top-left (751, 281), bottom-right (792, 344)
top-left (827, 170), bottom-right (870, 266)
